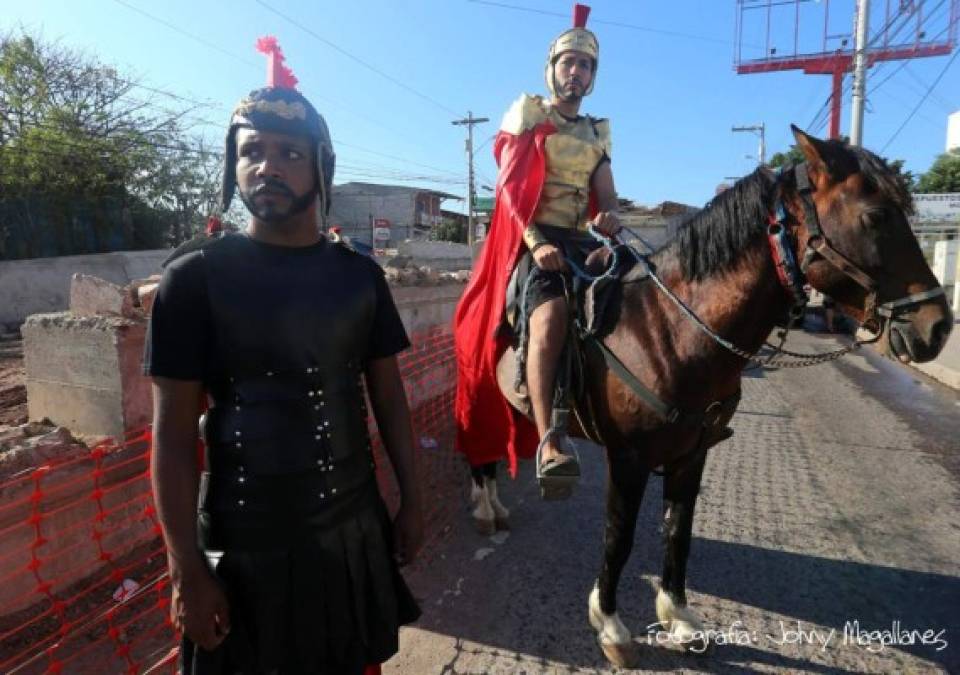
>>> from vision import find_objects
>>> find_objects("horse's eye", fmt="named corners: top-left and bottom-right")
top-left (860, 208), bottom-right (887, 229)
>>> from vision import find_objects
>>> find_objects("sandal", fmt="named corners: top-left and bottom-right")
top-left (536, 431), bottom-right (580, 501)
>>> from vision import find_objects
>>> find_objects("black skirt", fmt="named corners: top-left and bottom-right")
top-left (180, 495), bottom-right (421, 675)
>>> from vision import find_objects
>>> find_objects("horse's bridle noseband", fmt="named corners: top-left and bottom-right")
top-left (771, 163), bottom-right (945, 332)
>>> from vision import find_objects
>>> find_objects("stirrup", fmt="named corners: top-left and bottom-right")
top-left (535, 429), bottom-right (580, 501)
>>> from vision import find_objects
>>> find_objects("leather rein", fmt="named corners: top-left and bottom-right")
top-left (569, 164), bottom-right (945, 442)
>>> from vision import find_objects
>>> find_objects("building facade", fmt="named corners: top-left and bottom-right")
top-left (329, 182), bottom-right (461, 248)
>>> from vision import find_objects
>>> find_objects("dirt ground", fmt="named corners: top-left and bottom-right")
top-left (0, 334), bottom-right (27, 426)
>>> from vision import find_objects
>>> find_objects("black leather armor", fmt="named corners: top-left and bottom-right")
top-left (194, 234), bottom-right (382, 549)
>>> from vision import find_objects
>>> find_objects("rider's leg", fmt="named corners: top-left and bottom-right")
top-left (526, 296), bottom-right (569, 466)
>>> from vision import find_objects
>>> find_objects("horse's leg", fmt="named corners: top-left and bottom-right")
top-left (656, 448), bottom-right (709, 649)
top-left (588, 459), bottom-right (649, 667)
top-left (482, 462), bottom-right (511, 530)
top-left (469, 462), bottom-right (496, 536)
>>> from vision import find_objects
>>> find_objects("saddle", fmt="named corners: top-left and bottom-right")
top-left (496, 244), bottom-right (738, 457)
top-left (496, 245), bottom-right (634, 432)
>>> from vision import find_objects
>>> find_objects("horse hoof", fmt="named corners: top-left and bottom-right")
top-left (494, 515), bottom-right (510, 531)
top-left (588, 586), bottom-right (635, 666)
top-left (600, 639), bottom-right (638, 668)
top-left (655, 588), bottom-right (708, 652)
top-left (473, 517), bottom-right (496, 536)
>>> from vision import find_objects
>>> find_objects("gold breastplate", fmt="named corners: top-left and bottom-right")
top-left (533, 110), bottom-right (608, 230)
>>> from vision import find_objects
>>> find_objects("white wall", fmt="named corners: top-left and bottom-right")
top-left (0, 250), bottom-right (168, 328)
top-left (947, 110), bottom-right (960, 152)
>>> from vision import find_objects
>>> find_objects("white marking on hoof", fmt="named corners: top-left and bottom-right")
top-left (655, 588), bottom-right (708, 651)
top-left (588, 586), bottom-right (632, 644)
top-left (588, 586), bottom-right (636, 667)
top-left (470, 479), bottom-right (495, 535)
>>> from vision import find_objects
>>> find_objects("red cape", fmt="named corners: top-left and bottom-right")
top-left (453, 122), bottom-right (557, 476)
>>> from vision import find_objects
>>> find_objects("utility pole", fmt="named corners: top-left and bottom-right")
top-left (451, 111), bottom-right (489, 254)
top-left (850, 0), bottom-right (871, 146)
top-left (732, 123), bottom-right (766, 165)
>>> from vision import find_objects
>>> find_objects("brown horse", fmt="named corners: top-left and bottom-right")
top-left (481, 126), bottom-right (952, 667)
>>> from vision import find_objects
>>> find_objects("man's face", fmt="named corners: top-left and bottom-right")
top-left (235, 127), bottom-right (316, 223)
top-left (553, 50), bottom-right (594, 102)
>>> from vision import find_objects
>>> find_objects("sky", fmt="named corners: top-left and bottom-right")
top-left (4, 0), bottom-right (959, 209)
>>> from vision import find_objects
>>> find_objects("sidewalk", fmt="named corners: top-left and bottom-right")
top-left (911, 319), bottom-right (960, 389)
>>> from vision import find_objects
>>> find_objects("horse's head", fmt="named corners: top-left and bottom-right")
top-left (788, 125), bottom-right (952, 364)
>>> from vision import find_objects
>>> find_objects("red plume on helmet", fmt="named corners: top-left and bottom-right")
top-left (256, 35), bottom-right (299, 90)
top-left (573, 4), bottom-right (590, 29)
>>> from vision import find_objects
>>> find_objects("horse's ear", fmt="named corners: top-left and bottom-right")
top-left (790, 125), bottom-right (829, 168)
top-left (790, 124), bottom-right (844, 186)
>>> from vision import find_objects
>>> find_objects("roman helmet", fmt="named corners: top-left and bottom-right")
top-left (545, 4), bottom-right (600, 98)
top-left (220, 86), bottom-right (336, 223)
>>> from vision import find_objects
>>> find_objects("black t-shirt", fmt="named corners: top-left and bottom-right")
top-left (144, 234), bottom-right (409, 382)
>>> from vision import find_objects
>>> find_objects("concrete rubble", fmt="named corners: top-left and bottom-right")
top-left (0, 420), bottom-right (88, 482)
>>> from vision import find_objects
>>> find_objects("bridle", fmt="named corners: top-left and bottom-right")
top-left (770, 163), bottom-right (945, 334)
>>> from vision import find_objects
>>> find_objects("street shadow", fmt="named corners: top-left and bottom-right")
top-left (404, 462), bottom-right (959, 673)
top-left (685, 536), bottom-right (960, 673)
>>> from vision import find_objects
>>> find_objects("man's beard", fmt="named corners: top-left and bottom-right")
top-left (237, 177), bottom-right (316, 225)
top-left (557, 79), bottom-right (584, 103)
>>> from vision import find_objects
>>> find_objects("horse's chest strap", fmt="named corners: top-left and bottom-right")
top-left (588, 336), bottom-right (740, 429)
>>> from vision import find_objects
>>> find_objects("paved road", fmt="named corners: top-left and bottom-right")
top-left (386, 331), bottom-right (960, 674)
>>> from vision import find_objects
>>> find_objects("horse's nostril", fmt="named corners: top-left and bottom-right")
top-left (930, 317), bottom-right (953, 350)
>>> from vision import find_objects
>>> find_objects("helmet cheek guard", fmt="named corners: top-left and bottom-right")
top-left (219, 87), bottom-right (336, 223)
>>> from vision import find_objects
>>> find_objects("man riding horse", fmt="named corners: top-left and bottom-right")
top-left (454, 3), bottom-right (621, 503)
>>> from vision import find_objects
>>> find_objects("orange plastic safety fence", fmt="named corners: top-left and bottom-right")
top-left (0, 329), bottom-right (460, 673)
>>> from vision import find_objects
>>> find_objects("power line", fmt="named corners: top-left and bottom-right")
top-left (110, 0), bottom-right (259, 68)
top-left (334, 140), bottom-right (464, 177)
top-left (803, 0), bottom-right (953, 138)
top-left (467, 0), bottom-right (735, 46)
top-left (254, 0), bottom-right (461, 116)
top-left (0, 117), bottom-right (466, 185)
top-left (117, 0), bottom-right (435, 138)
top-left (881, 46), bottom-right (960, 152)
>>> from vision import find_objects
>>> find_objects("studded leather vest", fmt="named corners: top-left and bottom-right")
top-left (194, 234), bottom-right (381, 549)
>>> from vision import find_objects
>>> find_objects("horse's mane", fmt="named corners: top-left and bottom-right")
top-left (653, 141), bottom-right (913, 282)
top-left (845, 143), bottom-right (915, 215)
top-left (660, 167), bottom-right (776, 281)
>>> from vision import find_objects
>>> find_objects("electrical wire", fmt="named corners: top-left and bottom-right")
top-left (804, 0), bottom-right (954, 136)
top-left (880, 45), bottom-right (960, 152)
top-left (467, 0), bottom-right (736, 46)
top-left (254, 0), bottom-right (461, 116)
top-left (110, 0), bottom-right (259, 68)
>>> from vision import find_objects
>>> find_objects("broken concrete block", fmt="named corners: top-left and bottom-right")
top-left (22, 314), bottom-right (150, 439)
top-left (69, 274), bottom-right (134, 318)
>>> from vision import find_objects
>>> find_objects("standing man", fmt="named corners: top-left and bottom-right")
top-left (146, 85), bottom-right (422, 674)
top-left (454, 4), bottom-right (620, 499)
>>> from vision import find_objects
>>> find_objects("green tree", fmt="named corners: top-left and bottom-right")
top-left (0, 30), bottom-right (222, 259)
top-left (915, 150), bottom-right (960, 193)
top-left (768, 146), bottom-right (806, 168)
top-left (432, 216), bottom-right (466, 243)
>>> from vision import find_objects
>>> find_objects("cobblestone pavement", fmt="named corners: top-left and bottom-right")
top-left (386, 332), bottom-right (960, 674)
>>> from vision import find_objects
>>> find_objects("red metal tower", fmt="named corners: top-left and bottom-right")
top-left (734, 0), bottom-right (959, 139)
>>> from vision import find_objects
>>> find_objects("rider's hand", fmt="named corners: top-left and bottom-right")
top-left (532, 244), bottom-right (566, 272)
top-left (169, 556), bottom-right (231, 651)
top-left (591, 211), bottom-right (622, 238)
